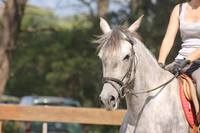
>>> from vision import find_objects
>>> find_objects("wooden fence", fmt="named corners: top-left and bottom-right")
top-left (0, 104), bottom-right (126, 133)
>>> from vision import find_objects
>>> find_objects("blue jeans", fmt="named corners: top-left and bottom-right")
top-left (186, 61), bottom-right (200, 100)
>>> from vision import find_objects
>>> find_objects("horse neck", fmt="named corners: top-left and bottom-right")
top-left (133, 40), bottom-right (172, 90)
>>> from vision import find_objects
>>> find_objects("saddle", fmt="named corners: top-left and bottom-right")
top-left (178, 74), bottom-right (200, 133)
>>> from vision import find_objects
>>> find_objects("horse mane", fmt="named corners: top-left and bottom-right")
top-left (95, 27), bottom-right (142, 53)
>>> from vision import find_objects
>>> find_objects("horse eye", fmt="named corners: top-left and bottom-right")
top-left (123, 55), bottom-right (130, 60)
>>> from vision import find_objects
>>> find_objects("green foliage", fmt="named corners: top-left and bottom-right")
top-left (22, 5), bottom-right (56, 29)
top-left (7, 6), bottom-right (101, 108)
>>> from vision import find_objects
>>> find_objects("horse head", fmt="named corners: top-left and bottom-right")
top-left (97, 16), bottom-right (144, 110)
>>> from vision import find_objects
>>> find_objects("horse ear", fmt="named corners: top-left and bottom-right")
top-left (128, 15), bottom-right (144, 32)
top-left (100, 17), bottom-right (111, 34)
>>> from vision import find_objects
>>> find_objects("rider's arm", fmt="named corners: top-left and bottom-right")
top-left (158, 5), bottom-right (180, 64)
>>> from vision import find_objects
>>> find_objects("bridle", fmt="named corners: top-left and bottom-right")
top-left (101, 32), bottom-right (178, 99)
top-left (102, 33), bottom-right (137, 99)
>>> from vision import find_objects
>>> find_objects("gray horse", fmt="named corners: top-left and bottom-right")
top-left (97, 16), bottom-right (190, 133)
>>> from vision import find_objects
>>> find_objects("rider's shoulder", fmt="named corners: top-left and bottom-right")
top-left (171, 3), bottom-right (185, 16)
top-left (174, 2), bottom-right (186, 11)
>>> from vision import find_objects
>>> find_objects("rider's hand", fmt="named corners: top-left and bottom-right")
top-left (169, 58), bottom-right (190, 75)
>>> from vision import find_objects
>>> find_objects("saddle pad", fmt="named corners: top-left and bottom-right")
top-left (179, 79), bottom-right (195, 128)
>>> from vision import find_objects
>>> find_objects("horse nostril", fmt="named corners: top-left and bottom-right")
top-left (109, 95), bottom-right (115, 102)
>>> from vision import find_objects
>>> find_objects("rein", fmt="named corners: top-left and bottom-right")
top-left (102, 31), bottom-right (178, 99)
top-left (130, 73), bottom-right (178, 95)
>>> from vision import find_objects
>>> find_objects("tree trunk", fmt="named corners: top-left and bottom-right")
top-left (0, 0), bottom-right (27, 96)
top-left (0, 49), bottom-right (9, 96)
top-left (97, 0), bottom-right (109, 17)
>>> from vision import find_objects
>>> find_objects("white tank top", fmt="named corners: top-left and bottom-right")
top-left (175, 3), bottom-right (200, 60)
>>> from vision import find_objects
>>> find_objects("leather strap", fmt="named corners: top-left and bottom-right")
top-left (179, 3), bottom-right (183, 28)
top-left (179, 3), bottom-right (183, 16)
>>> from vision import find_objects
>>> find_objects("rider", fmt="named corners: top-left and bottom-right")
top-left (158, 0), bottom-right (200, 99)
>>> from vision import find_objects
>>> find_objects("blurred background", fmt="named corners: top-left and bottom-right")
top-left (0, 0), bottom-right (184, 132)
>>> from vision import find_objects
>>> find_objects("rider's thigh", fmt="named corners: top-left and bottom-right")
top-left (191, 67), bottom-right (200, 98)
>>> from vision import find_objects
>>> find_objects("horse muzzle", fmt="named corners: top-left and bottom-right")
top-left (99, 83), bottom-right (120, 110)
